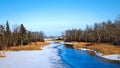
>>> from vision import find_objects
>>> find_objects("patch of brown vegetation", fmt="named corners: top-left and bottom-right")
top-left (8, 41), bottom-right (50, 51)
top-left (0, 55), bottom-right (5, 58)
top-left (73, 42), bottom-right (120, 55)
top-left (55, 40), bottom-right (64, 42)
top-left (0, 51), bottom-right (5, 58)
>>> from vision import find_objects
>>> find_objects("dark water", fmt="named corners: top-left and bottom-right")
top-left (51, 42), bottom-right (120, 68)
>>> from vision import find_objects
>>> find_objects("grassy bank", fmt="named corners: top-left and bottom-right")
top-left (0, 41), bottom-right (50, 58)
top-left (73, 42), bottom-right (120, 55)
top-left (8, 41), bottom-right (50, 51)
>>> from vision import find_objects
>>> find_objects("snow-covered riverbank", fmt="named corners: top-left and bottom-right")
top-left (63, 42), bottom-right (120, 62)
top-left (0, 43), bottom-right (65, 68)
top-left (0, 51), bottom-right (52, 68)
top-left (79, 48), bottom-right (120, 62)
top-left (102, 55), bottom-right (120, 61)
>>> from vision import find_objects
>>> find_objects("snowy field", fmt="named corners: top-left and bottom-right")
top-left (0, 43), bottom-right (65, 68)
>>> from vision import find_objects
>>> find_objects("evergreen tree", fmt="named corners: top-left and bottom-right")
top-left (20, 24), bottom-right (26, 45)
top-left (5, 21), bottom-right (11, 46)
top-left (0, 25), bottom-right (5, 48)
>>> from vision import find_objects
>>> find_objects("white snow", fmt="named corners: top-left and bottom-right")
top-left (79, 48), bottom-right (90, 51)
top-left (102, 55), bottom-right (120, 60)
top-left (0, 43), bottom-right (63, 68)
top-left (64, 42), bottom-right (73, 45)
top-left (79, 48), bottom-right (120, 61)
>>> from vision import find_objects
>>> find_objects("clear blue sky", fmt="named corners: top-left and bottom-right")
top-left (0, 0), bottom-right (120, 36)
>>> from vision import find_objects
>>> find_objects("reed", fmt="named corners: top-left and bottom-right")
top-left (8, 41), bottom-right (50, 51)
top-left (73, 42), bottom-right (120, 55)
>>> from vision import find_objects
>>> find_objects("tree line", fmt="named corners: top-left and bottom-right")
top-left (0, 21), bottom-right (44, 49)
top-left (63, 17), bottom-right (120, 45)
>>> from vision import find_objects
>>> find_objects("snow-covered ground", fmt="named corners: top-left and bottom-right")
top-left (0, 43), bottom-right (65, 68)
top-left (79, 48), bottom-right (120, 61)
top-left (79, 48), bottom-right (90, 51)
top-left (102, 55), bottom-right (120, 61)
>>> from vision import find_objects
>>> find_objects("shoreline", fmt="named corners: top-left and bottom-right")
top-left (0, 41), bottom-right (50, 58)
top-left (79, 48), bottom-right (120, 63)
top-left (64, 42), bottom-right (120, 63)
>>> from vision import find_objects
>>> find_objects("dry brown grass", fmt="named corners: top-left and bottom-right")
top-left (0, 55), bottom-right (5, 58)
top-left (0, 51), bottom-right (5, 58)
top-left (8, 41), bottom-right (50, 51)
top-left (0, 42), bottom-right (50, 58)
top-left (55, 40), bottom-right (64, 42)
top-left (73, 42), bottom-right (120, 55)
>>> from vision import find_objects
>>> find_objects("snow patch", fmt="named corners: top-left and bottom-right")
top-left (79, 48), bottom-right (90, 51)
top-left (79, 48), bottom-right (120, 61)
top-left (0, 44), bottom-right (64, 68)
top-left (102, 55), bottom-right (120, 61)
